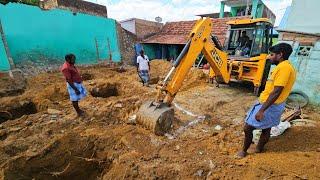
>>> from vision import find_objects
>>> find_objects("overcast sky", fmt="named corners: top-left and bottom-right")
top-left (86, 0), bottom-right (292, 25)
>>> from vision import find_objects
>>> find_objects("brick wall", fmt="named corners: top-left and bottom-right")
top-left (117, 23), bottom-right (138, 65)
top-left (39, 0), bottom-right (57, 10)
top-left (135, 19), bottom-right (162, 40)
top-left (279, 31), bottom-right (320, 46)
top-left (57, 0), bottom-right (107, 17)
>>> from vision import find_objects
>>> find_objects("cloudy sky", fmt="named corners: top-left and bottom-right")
top-left (86, 0), bottom-right (292, 25)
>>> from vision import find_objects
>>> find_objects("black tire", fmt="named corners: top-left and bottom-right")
top-left (215, 76), bottom-right (225, 84)
top-left (256, 60), bottom-right (272, 96)
top-left (254, 86), bottom-right (260, 96)
top-left (286, 91), bottom-right (309, 109)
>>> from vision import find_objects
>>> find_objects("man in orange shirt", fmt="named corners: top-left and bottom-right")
top-left (237, 43), bottom-right (296, 158)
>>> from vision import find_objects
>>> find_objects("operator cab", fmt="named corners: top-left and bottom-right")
top-left (225, 18), bottom-right (273, 59)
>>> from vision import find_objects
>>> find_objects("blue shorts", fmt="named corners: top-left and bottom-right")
top-left (67, 82), bottom-right (87, 102)
top-left (245, 101), bottom-right (285, 129)
top-left (139, 70), bottom-right (150, 83)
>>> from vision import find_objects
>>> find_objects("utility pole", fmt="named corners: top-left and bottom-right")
top-left (0, 19), bottom-right (15, 70)
top-left (107, 38), bottom-right (112, 64)
top-left (95, 37), bottom-right (100, 62)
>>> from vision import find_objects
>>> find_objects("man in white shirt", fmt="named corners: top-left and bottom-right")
top-left (136, 50), bottom-right (150, 86)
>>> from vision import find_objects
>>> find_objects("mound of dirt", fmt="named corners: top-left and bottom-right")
top-left (149, 59), bottom-right (208, 89)
top-left (181, 68), bottom-right (208, 91)
top-left (150, 59), bottom-right (172, 78)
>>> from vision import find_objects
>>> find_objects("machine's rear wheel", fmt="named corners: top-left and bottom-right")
top-left (286, 91), bottom-right (309, 109)
top-left (254, 60), bottom-right (272, 96)
top-left (254, 86), bottom-right (260, 96)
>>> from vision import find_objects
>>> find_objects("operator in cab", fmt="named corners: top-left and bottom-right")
top-left (238, 31), bottom-right (250, 48)
top-left (236, 31), bottom-right (251, 56)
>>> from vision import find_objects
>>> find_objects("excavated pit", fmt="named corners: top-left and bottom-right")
top-left (1, 133), bottom-right (111, 180)
top-left (0, 71), bottom-right (27, 98)
top-left (114, 67), bottom-right (126, 73)
top-left (149, 76), bottom-right (160, 85)
top-left (0, 100), bottom-right (37, 123)
top-left (0, 87), bottom-right (26, 98)
top-left (81, 72), bottom-right (94, 81)
top-left (90, 83), bottom-right (119, 98)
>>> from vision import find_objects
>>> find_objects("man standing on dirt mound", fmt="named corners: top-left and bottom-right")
top-left (61, 54), bottom-right (87, 117)
top-left (136, 50), bottom-right (150, 86)
top-left (237, 43), bottom-right (296, 158)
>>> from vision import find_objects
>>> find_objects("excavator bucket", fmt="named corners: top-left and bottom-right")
top-left (136, 101), bottom-right (174, 136)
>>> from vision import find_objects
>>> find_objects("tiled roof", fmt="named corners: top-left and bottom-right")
top-left (143, 20), bottom-right (196, 44)
top-left (143, 16), bottom-right (249, 45)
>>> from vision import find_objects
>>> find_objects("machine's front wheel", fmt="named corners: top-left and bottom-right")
top-left (254, 86), bottom-right (260, 96)
top-left (215, 76), bottom-right (225, 84)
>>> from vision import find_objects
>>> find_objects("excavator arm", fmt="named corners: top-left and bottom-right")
top-left (136, 18), bottom-right (230, 135)
top-left (162, 18), bottom-right (230, 105)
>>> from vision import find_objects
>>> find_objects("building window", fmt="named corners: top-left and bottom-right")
top-left (296, 46), bottom-right (313, 57)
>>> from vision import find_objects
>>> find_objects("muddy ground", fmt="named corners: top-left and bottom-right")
top-left (0, 60), bottom-right (319, 180)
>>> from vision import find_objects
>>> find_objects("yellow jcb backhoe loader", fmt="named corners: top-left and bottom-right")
top-left (209, 18), bottom-right (274, 95)
top-left (136, 17), bottom-right (274, 135)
